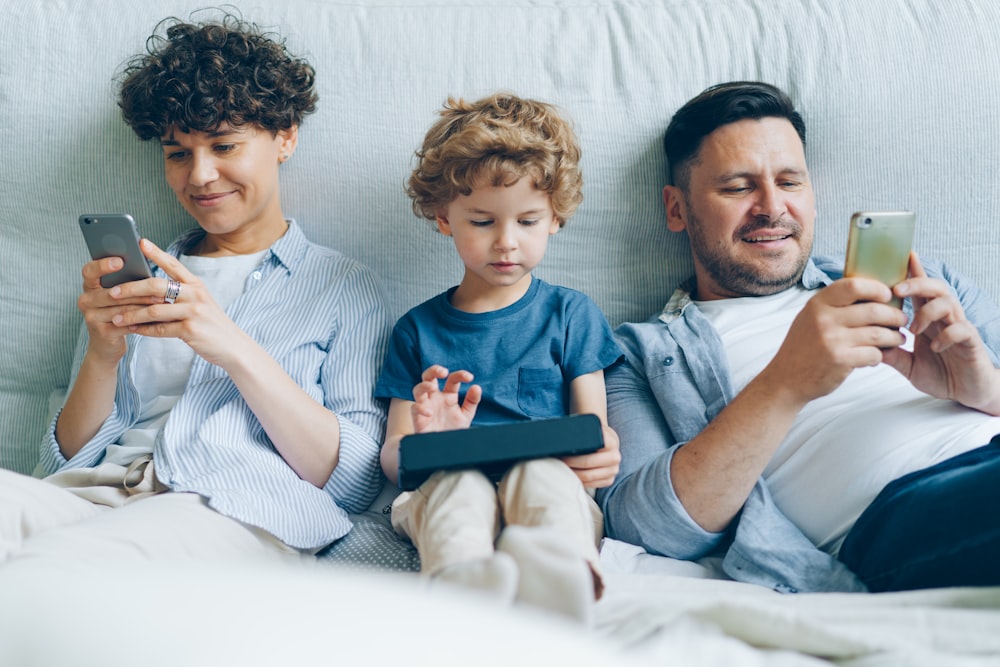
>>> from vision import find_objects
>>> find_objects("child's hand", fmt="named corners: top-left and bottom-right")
top-left (562, 425), bottom-right (621, 488)
top-left (411, 364), bottom-right (482, 433)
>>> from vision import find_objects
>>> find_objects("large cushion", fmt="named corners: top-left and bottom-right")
top-left (2, 0), bottom-right (1000, 478)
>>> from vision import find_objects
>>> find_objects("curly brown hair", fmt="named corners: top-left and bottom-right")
top-left (118, 12), bottom-right (317, 140)
top-left (407, 93), bottom-right (583, 227)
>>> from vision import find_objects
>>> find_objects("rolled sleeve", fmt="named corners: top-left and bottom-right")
top-left (37, 405), bottom-right (128, 475)
top-left (320, 263), bottom-right (392, 513)
top-left (36, 328), bottom-right (137, 476)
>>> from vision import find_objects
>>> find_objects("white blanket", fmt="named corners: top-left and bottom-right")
top-left (598, 540), bottom-right (1000, 666)
top-left (2, 548), bottom-right (998, 666)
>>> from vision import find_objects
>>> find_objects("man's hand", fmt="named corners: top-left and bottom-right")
top-left (760, 277), bottom-right (908, 406)
top-left (410, 365), bottom-right (482, 433)
top-left (671, 276), bottom-right (908, 532)
top-left (883, 253), bottom-right (1000, 415)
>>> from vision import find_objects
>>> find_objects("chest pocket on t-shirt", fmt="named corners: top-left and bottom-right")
top-left (517, 366), bottom-right (566, 418)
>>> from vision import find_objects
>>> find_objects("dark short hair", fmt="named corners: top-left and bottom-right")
top-left (118, 11), bottom-right (317, 140)
top-left (663, 81), bottom-right (806, 190)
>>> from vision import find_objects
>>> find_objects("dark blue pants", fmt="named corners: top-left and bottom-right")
top-left (839, 436), bottom-right (1000, 592)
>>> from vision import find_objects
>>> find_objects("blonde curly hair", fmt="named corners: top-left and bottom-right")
top-left (407, 93), bottom-right (583, 227)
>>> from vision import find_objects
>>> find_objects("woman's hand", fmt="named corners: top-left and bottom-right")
top-left (57, 250), bottom-right (176, 458)
top-left (77, 255), bottom-right (163, 363)
top-left (106, 239), bottom-right (251, 367)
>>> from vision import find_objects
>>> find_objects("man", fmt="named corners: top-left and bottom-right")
top-left (596, 81), bottom-right (1000, 593)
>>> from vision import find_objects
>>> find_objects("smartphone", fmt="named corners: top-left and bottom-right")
top-left (78, 214), bottom-right (154, 288)
top-left (843, 211), bottom-right (915, 308)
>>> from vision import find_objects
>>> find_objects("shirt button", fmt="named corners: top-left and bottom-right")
top-left (251, 271), bottom-right (262, 281)
top-left (662, 356), bottom-right (674, 366)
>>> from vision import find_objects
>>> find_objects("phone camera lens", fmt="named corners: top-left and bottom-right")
top-left (862, 217), bottom-right (872, 228)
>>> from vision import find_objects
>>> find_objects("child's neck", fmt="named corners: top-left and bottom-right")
top-left (450, 274), bottom-right (533, 313)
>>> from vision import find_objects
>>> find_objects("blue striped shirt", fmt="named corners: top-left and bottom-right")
top-left (39, 221), bottom-right (392, 550)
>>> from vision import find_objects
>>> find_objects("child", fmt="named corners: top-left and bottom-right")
top-left (376, 93), bottom-right (622, 622)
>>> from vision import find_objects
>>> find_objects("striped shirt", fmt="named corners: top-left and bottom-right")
top-left (39, 221), bottom-right (392, 550)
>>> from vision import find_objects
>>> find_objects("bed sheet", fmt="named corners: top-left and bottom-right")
top-left (597, 549), bottom-right (1000, 666)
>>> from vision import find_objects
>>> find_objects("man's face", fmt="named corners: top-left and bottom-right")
top-left (664, 117), bottom-right (816, 301)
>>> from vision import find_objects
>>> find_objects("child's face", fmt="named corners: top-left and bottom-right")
top-left (436, 177), bottom-right (560, 305)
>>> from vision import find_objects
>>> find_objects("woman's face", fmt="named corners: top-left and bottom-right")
top-left (160, 123), bottom-right (297, 252)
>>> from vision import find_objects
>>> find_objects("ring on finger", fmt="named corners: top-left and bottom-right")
top-left (164, 279), bottom-right (182, 304)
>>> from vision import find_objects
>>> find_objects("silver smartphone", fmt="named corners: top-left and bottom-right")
top-left (843, 211), bottom-right (916, 308)
top-left (78, 214), bottom-right (154, 288)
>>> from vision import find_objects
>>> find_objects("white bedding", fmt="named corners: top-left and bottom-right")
top-left (312, 491), bottom-right (1000, 665)
top-left (599, 573), bottom-right (1000, 666)
top-left (597, 539), bottom-right (1000, 666)
top-left (3, 549), bottom-right (997, 666)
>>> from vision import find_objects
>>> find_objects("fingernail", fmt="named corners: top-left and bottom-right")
top-left (112, 315), bottom-right (123, 325)
top-left (110, 286), bottom-right (121, 297)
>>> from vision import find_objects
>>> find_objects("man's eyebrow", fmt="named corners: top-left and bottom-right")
top-left (714, 168), bottom-right (808, 183)
top-left (715, 171), bottom-right (753, 183)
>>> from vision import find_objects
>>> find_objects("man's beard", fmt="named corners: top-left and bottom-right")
top-left (686, 208), bottom-right (811, 298)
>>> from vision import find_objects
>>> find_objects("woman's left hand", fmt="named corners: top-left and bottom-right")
top-left (108, 239), bottom-right (249, 367)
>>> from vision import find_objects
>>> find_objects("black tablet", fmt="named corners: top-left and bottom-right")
top-left (397, 414), bottom-right (604, 491)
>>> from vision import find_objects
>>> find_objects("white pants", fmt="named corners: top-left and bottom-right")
top-left (390, 458), bottom-right (603, 577)
top-left (0, 467), bottom-right (301, 565)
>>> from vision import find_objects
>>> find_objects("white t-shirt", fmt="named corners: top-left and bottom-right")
top-left (105, 250), bottom-right (268, 466)
top-left (696, 287), bottom-right (1000, 554)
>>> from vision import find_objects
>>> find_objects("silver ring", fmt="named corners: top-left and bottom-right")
top-left (164, 279), bottom-right (182, 304)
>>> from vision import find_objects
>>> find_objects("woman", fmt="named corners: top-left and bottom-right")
top-left (0, 13), bottom-right (390, 562)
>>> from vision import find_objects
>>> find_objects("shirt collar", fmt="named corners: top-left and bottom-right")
top-left (266, 219), bottom-right (308, 273)
top-left (658, 257), bottom-right (832, 324)
top-left (168, 219), bottom-right (308, 274)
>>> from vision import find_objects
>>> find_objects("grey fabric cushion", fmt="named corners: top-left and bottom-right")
top-left (319, 513), bottom-right (420, 573)
top-left (5, 0), bottom-right (1000, 482)
top-left (318, 479), bottom-right (420, 572)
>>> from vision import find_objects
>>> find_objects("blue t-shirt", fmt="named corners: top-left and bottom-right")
top-left (376, 277), bottom-right (622, 425)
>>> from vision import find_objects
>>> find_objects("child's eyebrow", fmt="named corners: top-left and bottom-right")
top-left (465, 207), bottom-right (549, 217)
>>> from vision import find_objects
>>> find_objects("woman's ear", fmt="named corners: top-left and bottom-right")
top-left (277, 125), bottom-right (299, 163)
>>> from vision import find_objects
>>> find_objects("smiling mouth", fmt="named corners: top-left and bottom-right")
top-left (191, 192), bottom-right (231, 206)
top-left (744, 233), bottom-right (792, 243)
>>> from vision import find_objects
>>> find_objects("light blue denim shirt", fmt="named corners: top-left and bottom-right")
top-left (40, 222), bottom-right (392, 550)
top-left (597, 256), bottom-right (1000, 593)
